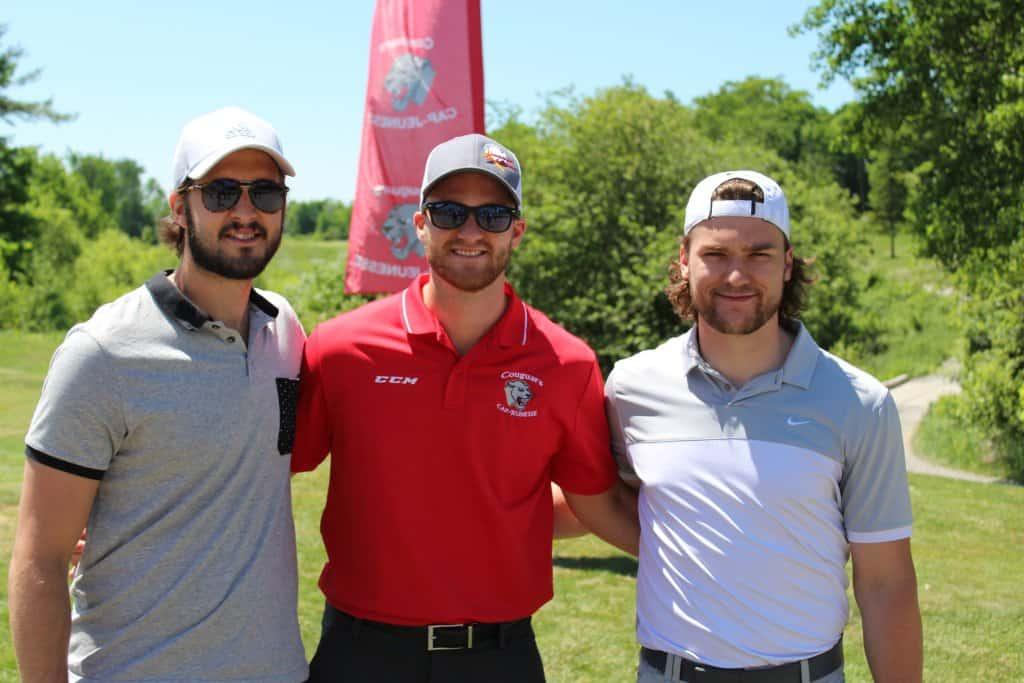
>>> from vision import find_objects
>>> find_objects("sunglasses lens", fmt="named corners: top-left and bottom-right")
top-left (476, 205), bottom-right (515, 233)
top-left (201, 180), bottom-right (243, 212)
top-left (425, 202), bottom-right (516, 232)
top-left (249, 181), bottom-right (287, 213)
top-left (198, 180), bottom-right (286, 213)
top-left (427, 202), bottom-right (469, 229)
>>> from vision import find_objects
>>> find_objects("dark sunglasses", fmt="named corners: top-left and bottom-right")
top-left (423, 201), bottom-right (520, 233)
top-left (184, 179), bottom-right (289, 213)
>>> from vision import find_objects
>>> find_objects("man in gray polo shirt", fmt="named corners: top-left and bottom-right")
top-left (9, 107), bottom-right (308, 682)
top-left (606, 171), bottom-right (922, 682)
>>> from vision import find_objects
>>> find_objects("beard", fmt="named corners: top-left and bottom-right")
top-left (426, 238), bottom-right (512, 293)
top-left (693, 286), bottom-right (782, 335)
top-left (184, 204), bottom-right (281, 280)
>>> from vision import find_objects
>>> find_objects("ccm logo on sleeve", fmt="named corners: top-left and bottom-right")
top-left (375, 375), bottom-right (419, 385)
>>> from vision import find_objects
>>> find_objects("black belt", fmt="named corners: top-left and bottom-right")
top-left (641, 638), bottom-right (843, 683)
top-left (329, 605), bottom-right (533, 652)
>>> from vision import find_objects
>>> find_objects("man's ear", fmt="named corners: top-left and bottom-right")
top-left (678, 241), bottom-right (690, 279)
top-left (784, 244), bottom-right (793, 282)
top-left (169, 191), bottom-right (186, 225)
top-left (510, 217), bottom-right (527, 249)
top-left (413, 209), bottom-right (428, 245)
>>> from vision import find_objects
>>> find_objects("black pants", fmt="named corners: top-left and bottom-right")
top-left (306, 604), bottom-right (546, 683)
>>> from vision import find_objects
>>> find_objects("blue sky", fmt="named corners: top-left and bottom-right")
top-left (4, 1), bottom-right (853, 202)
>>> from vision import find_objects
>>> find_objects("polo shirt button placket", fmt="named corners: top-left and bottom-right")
top-left (444, 363), bottom-right (468, 409)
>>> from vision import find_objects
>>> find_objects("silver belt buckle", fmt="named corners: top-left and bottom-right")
top-left (427, 623), bottom-right (473, 651)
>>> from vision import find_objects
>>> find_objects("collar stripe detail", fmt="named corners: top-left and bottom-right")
top-left (145, 269), bottom-right (280, 329)
top-left (520, 301), bottom-right (529, 346)
top-left (401, 289), bottom-right (413, 333)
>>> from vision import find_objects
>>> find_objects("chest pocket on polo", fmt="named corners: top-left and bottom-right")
top-left (275, 377), bottom-right (300, 455)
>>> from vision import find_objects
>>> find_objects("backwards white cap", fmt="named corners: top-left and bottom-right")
top-left (171, 106), bottom-right (295, 189)
top-left (683, 170), bottom-right (790, 239)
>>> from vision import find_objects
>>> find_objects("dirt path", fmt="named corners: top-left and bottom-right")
top-left (887, 363), bottom-right (1001, 483)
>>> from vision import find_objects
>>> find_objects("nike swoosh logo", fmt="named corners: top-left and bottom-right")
top-left (787, 417), bottom-right (812, 426)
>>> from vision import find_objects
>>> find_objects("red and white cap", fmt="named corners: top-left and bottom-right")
top-left (683, 170), bottom-right (790, 239)
top-left (171, 106), bottom-right (295, 189)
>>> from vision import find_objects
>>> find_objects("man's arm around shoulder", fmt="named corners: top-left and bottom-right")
top-left (851, 538), bottom-right (922, 683)
top-left (9, 459), bottom-right (99, 683)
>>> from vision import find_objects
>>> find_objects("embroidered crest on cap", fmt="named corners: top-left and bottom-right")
top-left (483, 143), bottom-right (516, 172)
top-left (225, 124), bottom-right (256, 140)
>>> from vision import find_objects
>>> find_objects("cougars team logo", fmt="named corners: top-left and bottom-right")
top-left (383, 54), bottom-right (435, 112)
top-left (504, 380), bottom-right (534, 410)
top-left (497, 371), bottom-right (542, 417)
top-left (379, 203), bottom-right (423, 260)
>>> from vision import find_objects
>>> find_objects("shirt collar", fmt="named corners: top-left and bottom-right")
top-left (680, 319), bottom-right (819, 390)
top-left (145, 270), bottom-right (279, 331)
top-left (400, 273), bottom-right (531, 348)
top-left (778, 320), bottom-right (819, 389)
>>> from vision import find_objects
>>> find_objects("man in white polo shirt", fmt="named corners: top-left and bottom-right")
top-left (606, 171), bottom-right (922, 682)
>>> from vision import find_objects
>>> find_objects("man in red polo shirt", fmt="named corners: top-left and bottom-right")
top-left (293, 133), bottom-right (639, 682)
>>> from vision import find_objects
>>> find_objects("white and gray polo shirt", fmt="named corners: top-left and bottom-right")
top-left (606, 323), bottom-right (912, 668)
top-left (25, 272), bottom-right (308, 683)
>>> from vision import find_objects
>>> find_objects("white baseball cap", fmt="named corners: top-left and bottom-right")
top-left (683, 170), bottom-right (790, 239)
top-left (171, 106), bottom-right (295, 189)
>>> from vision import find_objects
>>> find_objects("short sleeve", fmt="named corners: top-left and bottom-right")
top-left (24, 329), bottom-right (126, 478)
top-left (604, 367), bottom-right (639, 485)
top-left (841, 391), bottom-right (913, 542)
top-left (291, 328), bottom-right (331, 473)
top-left (550, 358), bottom-right (617, 495)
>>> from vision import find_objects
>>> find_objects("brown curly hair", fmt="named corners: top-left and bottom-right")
top-left (666, 178), bottom-right (816, 323)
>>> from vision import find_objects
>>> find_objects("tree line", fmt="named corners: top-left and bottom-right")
top-left (2, 1), bottom-right (1022, 480)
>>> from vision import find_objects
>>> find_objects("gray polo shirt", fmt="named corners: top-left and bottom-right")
top-left (606, 322), bottom-right (912, 668)
top-left (25, 272), bottom-right (308, 683)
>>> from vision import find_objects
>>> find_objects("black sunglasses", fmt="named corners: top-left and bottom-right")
top-left (422, 201), bottom-right (520, 233)
top-left (184, 179), bottom-right (289, 213)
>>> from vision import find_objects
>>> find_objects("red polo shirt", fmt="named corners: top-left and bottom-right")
top-left (292, 274), bottom-right (617, 625)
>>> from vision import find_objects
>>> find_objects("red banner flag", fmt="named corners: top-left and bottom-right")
top-left (344, 0), bottom-right (484, 293)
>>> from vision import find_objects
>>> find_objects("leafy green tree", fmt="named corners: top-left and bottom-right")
top-left (799, 0), bottom-right (1024, 478)
top-left (0, 24), bottom-right (73, 273)
top-left (493, 82), bottom-right (874, 371)
top-left (866, 139), bottom-right (910, 258)
top-left (694, 78), bottom-right (826, 168)
top-left (0, 144), bottom-right (36, 272)
top-left (285, 199), bottom-right (351, 239)
top-left (0, 24), bottom-right (72, 125)
top-left (285, 199), bottom-right (325, 235)
top-left (67, 230), bottom-right (173, 322)
top-left (692, 77), bottom-right (867, 205)
top-left (284, 259), bottom-right (378, 331)
top-left (69, 154), bottom-right (164, 238)
top-left (797, 0), bottom-right (1024, 266)
top-left (314, 200), bottom-right (351, 240)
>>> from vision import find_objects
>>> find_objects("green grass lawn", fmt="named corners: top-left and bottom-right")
top-left (3, 331), bottom-right (1022, 680)
top-left (210, 462), bottom-right (1024, 682)
top-left (914, 394), bottom-right (1016, 481)
top-left (0, 330), bottom-right (68, 682)
top-left (255, 235), bottom-right (347, 296)
top-left (852, 230), bottom-right (959, 381)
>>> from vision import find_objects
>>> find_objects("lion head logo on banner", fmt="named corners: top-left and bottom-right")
top-left (384, 54), bottom-right (436, 112)
top-left (380, 204), bottom-right (423, 260)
